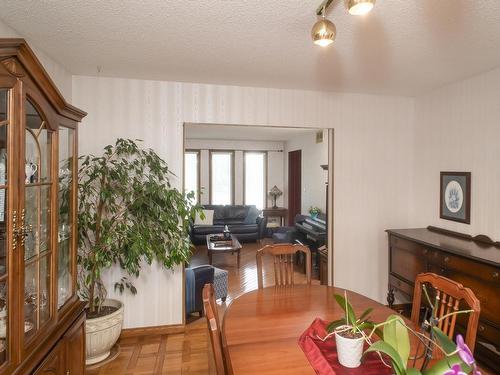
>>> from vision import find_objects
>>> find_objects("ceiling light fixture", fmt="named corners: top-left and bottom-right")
top-left (312, 0), bottom-right (375, 46)
top-left (311, 9), bottom-right (336, 47)
top-left (345, 0), bottom-right (375, 16)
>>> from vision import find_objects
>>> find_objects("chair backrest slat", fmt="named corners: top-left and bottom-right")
top-left (203, 283), bottom-right (227, 375)
top-left (256, 243), bottom-right (311, 289)
top-left (411, 273), bottom-right (480, 353)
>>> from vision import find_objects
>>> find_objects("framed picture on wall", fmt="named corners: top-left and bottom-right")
top-left (440, 171), bottom-right (471, 224)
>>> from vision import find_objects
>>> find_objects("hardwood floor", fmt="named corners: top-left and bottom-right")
top-left (86, 240), bottom-right (318, 375)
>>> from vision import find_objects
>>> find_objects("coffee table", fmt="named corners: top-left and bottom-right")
top-left (206, 234), bottom-right (242, 268)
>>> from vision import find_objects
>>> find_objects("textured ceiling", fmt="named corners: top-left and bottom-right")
top-left (1, 0), bottom-right (500, 96)
top-left (185, 123), bottom-right (319, 142)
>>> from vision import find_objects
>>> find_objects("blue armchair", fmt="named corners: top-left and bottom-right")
top-left (185, 265), bottom-right (214, 316)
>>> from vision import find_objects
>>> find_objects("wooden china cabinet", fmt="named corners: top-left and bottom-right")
top-left (0, 39), bottom-right (86, 374)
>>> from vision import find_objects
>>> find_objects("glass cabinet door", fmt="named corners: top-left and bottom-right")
top-left (57, 127), bottom-right (75, 309)
top-left (0, 89), bottom-right (9, 365)
top-left (23, 98), bottom-right (53, 341)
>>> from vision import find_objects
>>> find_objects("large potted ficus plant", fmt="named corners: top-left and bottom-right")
top-left (78, 138), bottom-right (200, 365)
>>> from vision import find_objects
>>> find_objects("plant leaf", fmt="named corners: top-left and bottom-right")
top-left (364, 341), bottom-right (405, 375)
top-left (431, 327), bottom-right (456, 355)
top-left (383, 315), bottom-right (410, 369)
top-left (334, 293), bottom-right (356, 326)
top-left (326, 318), bottom-right (346, 333)
top-left (358, 307), bottom-right (373, 322)
top-left (406, 368), bottom-right (422, 375)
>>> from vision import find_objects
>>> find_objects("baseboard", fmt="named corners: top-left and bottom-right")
top-left (119, 323), bottom-right (185, 339)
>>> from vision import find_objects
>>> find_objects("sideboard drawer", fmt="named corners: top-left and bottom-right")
top-left (390, 246), bottom-right (426, 284)
top-left (389, 274), bottom-right (413, 296)
top-left (476, 320), bottom-right (500, 350)
top-left (444, 254), bottom-right (500, 285)
top-left (390, 236), bottom-right (422, 253)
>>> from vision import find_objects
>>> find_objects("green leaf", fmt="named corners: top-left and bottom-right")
top-left (431, 327), bottom-right (456, 355)
top-left (334, 293), bottom-right (357, 326)
top-left (358, 307), bottom-right (373, 322)
top-left (326, 318), bottom-right (346, 333)
top-left (364, 341), bottom-right (405, 375)
top-left (383, 315), bottom-right (410, 369)
top-left (406, 368), bottom-right (422, 375)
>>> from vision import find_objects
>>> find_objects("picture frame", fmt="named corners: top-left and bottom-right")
top-left (440, 171), bottom-right (471, 224)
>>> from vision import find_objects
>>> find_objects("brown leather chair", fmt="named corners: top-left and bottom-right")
top-left (256, 243), bottom-right (311, 289)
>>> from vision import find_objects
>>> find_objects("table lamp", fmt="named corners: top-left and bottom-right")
top-left (268, 185), bottom-right (283, 209)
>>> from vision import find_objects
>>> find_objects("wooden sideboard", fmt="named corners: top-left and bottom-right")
top-left (386, 227), bottom-right (500, 370)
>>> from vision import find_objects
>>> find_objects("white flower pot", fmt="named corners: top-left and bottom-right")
top-left (85, 299), bottom-right (124, 365)
top-left (335, 329), bottom-right (364, 368)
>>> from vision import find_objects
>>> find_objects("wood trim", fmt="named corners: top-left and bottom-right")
top-left (428, 225), bottom-right (500, 248)
top-left (0, 39), bottom-right (86, 122)
top-left (119, 324), bottom-right (185, 339)
top-left (327, 129), bottom-right (334, 287)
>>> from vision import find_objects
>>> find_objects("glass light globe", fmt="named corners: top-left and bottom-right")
top-left (311, 18), bottom-right (336, 47)
top-left (346, 0), bottom-right (375, 16)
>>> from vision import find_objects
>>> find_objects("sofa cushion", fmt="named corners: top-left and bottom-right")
top-left (194, 209), bottom-right (214, 225)
top-left (203, 205), bottom-right (225, 221)
top-left (192, 225), bottom-right (225, 235)
top-left (224, 205), bottom-right (249, 220)
top-left (228, 224), bottom-right (258, 234)
top-left (243, 205), bottom-right (260, 224)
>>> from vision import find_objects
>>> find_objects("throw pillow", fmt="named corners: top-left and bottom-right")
top-left (194, 209), bottom-right (214, 225)
top-left (243, 206), bottom-right (260, 224)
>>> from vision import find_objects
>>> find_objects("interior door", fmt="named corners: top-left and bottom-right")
top-left (288, 150), bottom-right (301, 224)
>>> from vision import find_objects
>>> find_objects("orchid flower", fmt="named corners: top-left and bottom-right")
top-left (456, 335), bottom-right (474, 366)
top-left (454, 335), bottom-right (481, 375)
top-left (443, 364), bottom-right (467, 375)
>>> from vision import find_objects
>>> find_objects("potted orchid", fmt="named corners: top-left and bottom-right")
top-left (364, 316), bottom-right (481, 375)
top-left (364, 283), bottom-right (480, 375)
top-left (325, 292), bottom-right (380, 368)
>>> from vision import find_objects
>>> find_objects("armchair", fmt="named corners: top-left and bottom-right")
top-left (185, 265), bottom-right (214, 316)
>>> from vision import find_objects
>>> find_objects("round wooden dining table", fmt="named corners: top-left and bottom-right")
top-left (222, 285), bottom-right (407, 374)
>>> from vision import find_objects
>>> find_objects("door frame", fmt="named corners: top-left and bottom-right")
top-left (182, 123), bottom-right (335, 323)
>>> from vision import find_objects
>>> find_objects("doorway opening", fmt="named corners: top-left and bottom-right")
top-left (182, 123), bottom-right (334, 322)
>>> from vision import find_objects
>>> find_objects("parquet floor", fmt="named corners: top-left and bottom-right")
top-left (86, 240), bottom-right (318, 375)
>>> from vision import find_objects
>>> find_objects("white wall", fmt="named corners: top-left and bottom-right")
top-left (411, 66), bottom-right (500, 239)
top-left (284, 129), bottom-right (328, 214)
top-left (185, 138), bottom-right (284, 207)
top-left (0, 20), bottom-right (73, 102)
top-left (72, 75), bottom-right (414, 328)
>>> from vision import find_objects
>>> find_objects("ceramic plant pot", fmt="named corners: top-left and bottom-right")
top-left (334, 329), bottom-right (364, 368)
top-left (85, 299), bottom-right (124, 365)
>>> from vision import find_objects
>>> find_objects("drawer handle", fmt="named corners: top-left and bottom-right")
top-left (423, 249), bottom-right (428, 255)
top-left (444, 257), bottom-right (449, 263)
top-left (493, 272), bottom-right (499, 279)
top-left (479, 325), bottom-right (485, 332)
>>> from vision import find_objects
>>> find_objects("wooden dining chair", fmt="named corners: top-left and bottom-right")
top-left (411, 273), bottom-right (481, 353)
top-left (256, 243), bottom-right (311, 289)
top-left (202, 283), bottom-right (226, 375)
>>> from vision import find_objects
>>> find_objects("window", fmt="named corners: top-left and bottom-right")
top-left (210, 151), bottom-right (233, 205)
top-left (244, 152), bottom-right (266, 209)
top-left (184, 151), bottom-right (199, 204)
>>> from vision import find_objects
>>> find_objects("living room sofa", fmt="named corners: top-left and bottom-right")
top-left (190, 205), bottom-right (267, 244)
